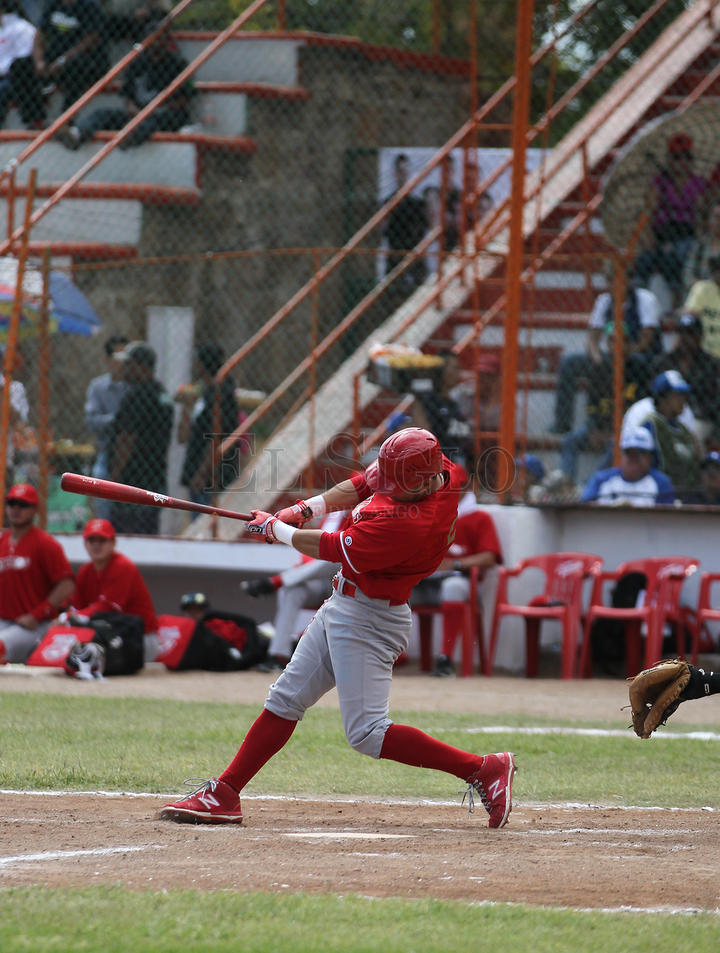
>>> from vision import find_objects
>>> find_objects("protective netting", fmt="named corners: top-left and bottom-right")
top-left (1, 0), bottom-right (718, 536)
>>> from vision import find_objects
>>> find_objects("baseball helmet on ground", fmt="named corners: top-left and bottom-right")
top-left (63, 640), bottom-right (106, 680)
top-left (376, 427), bottom-right (443, 495)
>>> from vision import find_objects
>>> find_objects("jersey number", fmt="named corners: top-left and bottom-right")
top-left (446, 516), bottom-right (458, 547)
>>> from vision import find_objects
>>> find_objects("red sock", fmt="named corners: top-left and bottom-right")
top-left (440, 604), bottom-right (465, 658)
top-left (219, 708), bottom-right (297, 792)
top-left (379, 723), bottom-right (481, 780)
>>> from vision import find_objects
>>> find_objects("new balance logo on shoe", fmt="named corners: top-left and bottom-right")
top-left (196, 789), bottom-right (221, 809)
top-left (160, 778), bottom-right (244, 825)
top-left (462, 752), bottom-right (516, 829)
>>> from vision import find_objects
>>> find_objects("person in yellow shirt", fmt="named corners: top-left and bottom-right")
top-left (684, 254), bottom-right (720, 358)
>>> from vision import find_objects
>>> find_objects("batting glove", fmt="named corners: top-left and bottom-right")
top-left (246, 510), bottom-right (279, 543)
top-left (274, 499), bottom-right (314, 527)
top-left (239, 577), bottom-right (277, 597)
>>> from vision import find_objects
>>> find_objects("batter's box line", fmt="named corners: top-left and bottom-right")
top-left (1, 789), bottom-right (717, 814)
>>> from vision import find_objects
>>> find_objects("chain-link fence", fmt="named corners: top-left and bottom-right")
top-left (2, 0), bottom-right (717, 536)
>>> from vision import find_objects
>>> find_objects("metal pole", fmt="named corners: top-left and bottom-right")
top-left (37, 248), bottom-right (51, 528)
top-left (498, 0), bottom-right (535, 497)
top-left (0, 168), bottom-right (36, 504)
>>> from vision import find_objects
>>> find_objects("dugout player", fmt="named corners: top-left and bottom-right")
top-left (411, 483), bottom-right (503, 677)
top-left (161, 428), bottom-right (516, 829)
top-left (0, 483), bottom-right (74, 663)
top-left (68, 518), bottom-right (158, 637)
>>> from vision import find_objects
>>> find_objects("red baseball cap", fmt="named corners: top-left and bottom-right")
top-left (6, 483), bottom-right (39, 505)
top-left (83, 518), bottom-right (116, 540)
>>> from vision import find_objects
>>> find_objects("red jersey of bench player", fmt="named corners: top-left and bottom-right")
top-left (450, 508), bottom-right (503, 569)
top-left (318, 456), bottom-right (464, 603)
top-left (0, 527), bottom-right (73, 622)
top-left (73, 551), bottom-right (158, 633)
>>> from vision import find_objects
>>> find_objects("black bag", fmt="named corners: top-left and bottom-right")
top-left (176, 610), bottom-right (269, 672)
top-left (88, 612), bottom-right (145, 676)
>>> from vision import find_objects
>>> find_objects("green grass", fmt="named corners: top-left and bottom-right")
top-left (0, 887), bottom-right (717, 953)
top-left (1, 692), bottom-right (719, 952)
top-left (1, 693), bottom-right (719, 808)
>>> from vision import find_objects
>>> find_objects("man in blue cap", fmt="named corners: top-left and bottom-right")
top-left (636, 371), bottom-right (702, 500)
top-left (581, 428), bottom-right (674, 506)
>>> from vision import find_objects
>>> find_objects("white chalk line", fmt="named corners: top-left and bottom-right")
top-left (0, 845), bottom-right (164, 868)
top-left (1, 788), bottom-right (717, 813)
top-left (459, 725), bottom-right (720, 740)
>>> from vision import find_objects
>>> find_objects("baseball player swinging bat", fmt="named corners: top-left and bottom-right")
top-left (60, 472), bottom-right (253, 523)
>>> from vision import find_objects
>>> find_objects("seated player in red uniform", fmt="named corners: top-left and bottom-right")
top-left (0, 483), bottom-right (74, 663)
top-left (161, 428), bottom-right (516, 829)
top-left (69, 518), bottom-right (158, 637)
top-left (412, 478), bottom-right (503, 677)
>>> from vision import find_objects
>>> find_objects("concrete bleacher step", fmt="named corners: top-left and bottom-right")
top-left (175, 33), bottom-right (305, 85)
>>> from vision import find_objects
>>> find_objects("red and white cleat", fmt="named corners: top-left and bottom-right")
top-left (160, 778), bottom-right (243, 824)
top-left (463, 752), bottom-right (516, 828)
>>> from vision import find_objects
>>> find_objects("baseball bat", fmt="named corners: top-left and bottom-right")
top-left (60, 472), bottom-right (253, 523)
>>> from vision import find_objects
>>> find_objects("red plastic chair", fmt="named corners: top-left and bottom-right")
top-left (487, 553), bottom-right (603, 679)
top-left (414, 566), bottom-right (486, 677)
top-left (683, 572), bottom-right (720, 663)
top-left (578, 556), bottom-right (700, 678)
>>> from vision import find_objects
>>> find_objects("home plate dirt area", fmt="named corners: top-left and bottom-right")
top-left (2, 669), bottom-right (720, 910)
top-left (2, 792), bottom-right (719, 910)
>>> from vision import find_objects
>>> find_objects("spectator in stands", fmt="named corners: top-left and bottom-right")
top-left (0, 483), bottom-right (74, 663)
top-left (552, 265), bottom-right (661, 434)
top-left (108, 341), bottom-right (173, 535)
top-left (0, 0), bottom-right (44, 128)
top-left (84, 333), bottom-right (129, 519)
top-left (635, 370), bottom-right (702, 501)
top-left (683, 252), bottom-right (720, 359)
top-left (581, 428), bottom-right (674, 507)
top-left (69, 517), bottom-right (158, 636)
top-left (176, 342), bottom-right (238, 508)
top-left (440, 152), bottom-right (461, 252)
top-left (383, 152), bottom-right (428, 288)
top-left (682, 451), bottom-right (720, 506)
top-left (240, 510), bottom-right (350, 673)
top-left (56, 20), bottom-right (193, 149)
top-left (649, 313), bottom-right (720, 444)
top-left (510, 453), bottom-right (546, 503)
top-left (411, 350), bottom-right (473, 468)
top-left (0, 344), bottom-right (29, 485)
top-left (106, 0), bottom-right (169, 42)
top-left (32, 0), bottom-right (108, 114)
top-left (634, 133), bottom-right (707, 307)
top-left (682, 201), bottom-right (720, 295)
top-left (411, 482), bottom-right (502, 677)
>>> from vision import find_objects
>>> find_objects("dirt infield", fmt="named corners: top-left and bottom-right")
top-left (2, 665), bottom-right (720, 910)
top-left (2, 792), bottom-right (719, 909)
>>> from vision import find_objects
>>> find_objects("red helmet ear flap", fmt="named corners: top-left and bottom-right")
top-left (377, 427), bottom-right (442, 494)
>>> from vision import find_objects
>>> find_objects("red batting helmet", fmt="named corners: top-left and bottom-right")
top-left (376, 427), bottom-right (443, 495)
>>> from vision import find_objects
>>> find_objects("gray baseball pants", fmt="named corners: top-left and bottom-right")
top-left (0, 619), bottom-right (53, 663)
top-left (265, 577), bottom-right (410, 759)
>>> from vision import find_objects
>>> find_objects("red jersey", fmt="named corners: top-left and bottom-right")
top-left (0, 527), bottom-right (73, 620)
top-left (73, 551), bottom-right (158, 633)
top-left (318, 457), bottom-right (464, 603)
top-left (448, 509), bottom-right (503, 567)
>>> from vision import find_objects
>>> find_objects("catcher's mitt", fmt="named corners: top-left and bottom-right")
top-left (627, 658), bottom-right (691, 738)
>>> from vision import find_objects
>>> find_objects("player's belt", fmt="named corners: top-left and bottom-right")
top-left (332, 574), bottom-right (405, 607)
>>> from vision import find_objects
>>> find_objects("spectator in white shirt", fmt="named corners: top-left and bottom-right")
top-left (0, 0), bottom-right (44, 128)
